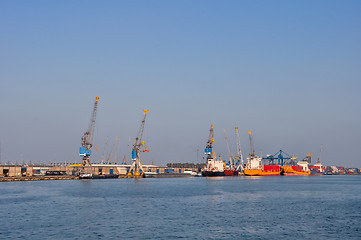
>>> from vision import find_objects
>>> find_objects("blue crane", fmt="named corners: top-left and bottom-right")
top-left (128, 109), bottom-right (149, 176)
top-left (263, 150), bottom-right (296, 166)
top-left (79, 96), bottom-right (99, 167)
top-left (204, 124), bottom-right (215, 159)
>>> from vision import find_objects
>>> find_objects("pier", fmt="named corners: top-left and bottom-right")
top-left (0, 164), bottom-right (200, 181)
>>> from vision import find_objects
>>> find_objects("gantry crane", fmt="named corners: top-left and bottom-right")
top-left (235, 127), bottom-right (244, 167)
top-left (128, 109), bottom-right (149, 176)
top-left (263, 150), bottom-right (296, 165)
top-left (79, 96), bottom-right (99, 167)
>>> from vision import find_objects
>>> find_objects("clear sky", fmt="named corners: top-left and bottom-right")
top-left (1, 0), bottom-right (360, 167)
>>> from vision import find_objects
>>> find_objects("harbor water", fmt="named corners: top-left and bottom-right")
top-left (1, 175), bottom-right (360, 239)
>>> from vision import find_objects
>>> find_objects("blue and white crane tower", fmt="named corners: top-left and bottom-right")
top-left (205, 124), bottom-right (215, 159)
top-left (79, 96), bottom-right (99, 167)
top-left (128, 109), bottom-right (149, 176)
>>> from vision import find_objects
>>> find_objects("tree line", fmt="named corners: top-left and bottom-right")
top-left (166, 163), bottom-right (206, 168)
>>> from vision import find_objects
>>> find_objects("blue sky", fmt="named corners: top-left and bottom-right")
top-left (1, 1), bottom-right (360, 167)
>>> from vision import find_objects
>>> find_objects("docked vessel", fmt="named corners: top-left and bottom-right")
top-left (222, 128), bottom-right (240, 176)
top-left (202, 125), bottom-right (226, 177)
top-left (184, 169), bottom-right (198, 176)
top-left (202, 152), bottom-right (225, 177)
top-left (244, 157), bottom-right (282, 176)
top-left (310, 162), bottom-right (325, 175)
top-left (281, 159), bottom-right (311, 176)
top-left (79, 172), bottom-right (93, 179)
top-left (224, 169), bottom-right (239, 176)
top-left (243, 131), bottom-right (282, 176)
top-left (310, 145), bottom-right (325, 175)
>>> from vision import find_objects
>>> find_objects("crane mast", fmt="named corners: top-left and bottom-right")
top-left (100, 136), bottom-right (109, 164)
top-left (107, 137), bottom-right (119, 164)
top-left (128, 109), bottom-right (149, 176)
top-left (223, 128), bottom-right (234, 168)
top-left (205, 124), bottom-right (215, 158)
top-left (79, 96), bottom-right (99, 167)
top-left (317, 144), bottom-right (323, 163)
top-left (248, 131), bottom-right (256, 157)
top-left (235, 127), bottom-right (244, 165)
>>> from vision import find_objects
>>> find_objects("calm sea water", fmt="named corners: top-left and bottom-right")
top-left (1, 175), bottom-right (360, 240)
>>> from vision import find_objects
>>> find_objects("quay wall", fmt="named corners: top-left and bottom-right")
top-left (0, 165), bottom-right (199, 177)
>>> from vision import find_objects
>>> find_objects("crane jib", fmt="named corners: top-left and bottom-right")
top-left (79, 96), bottom-right (100, 167)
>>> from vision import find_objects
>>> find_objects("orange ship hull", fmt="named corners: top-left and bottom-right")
top-left (281, 166), bottom-right (310, 176)
top-left (244, 169), bottom-right (281, 176)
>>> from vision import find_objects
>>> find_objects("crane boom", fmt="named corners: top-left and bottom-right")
top-left (223, 128), bottom-right (234, 167)
top-left (317, 144), bottom-right (323, 163)
top-left (107, 137), bottom-right (119, 164)
top-left (128, 109), bottom-right (149, 176)
top-left (204, 124), bottom-right (217, 164)
top-left (133, 109), bottom-right (149, 151)
top-left (100, 136), bottom-right (109, 163)
top-left (248, 131), bottom-right (255, 157)
top-left (79, 96), bottom-right (99, 167)
top-left (235, 127), bottom-right (244, 165)
top-left (205, 124), bottom-right (214, 154)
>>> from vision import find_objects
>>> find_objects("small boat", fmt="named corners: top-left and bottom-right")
top-left (79, 173), bottom-right (93, 179)
top-left (79, 173), bottom-right (119, 179)
top-left (184, 170), bottom-right (198, 176)
top-left (143, 172), bottom-right (158, 177)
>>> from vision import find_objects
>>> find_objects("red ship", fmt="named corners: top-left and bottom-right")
top-left (224, 169), bottom-right (239, 176)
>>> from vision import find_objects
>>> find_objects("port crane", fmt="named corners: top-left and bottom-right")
top-left (235, 127), bottom-right (244, 169)
top-left (317, 144), bottom-right (323, 163)
top-left (122, 137), bottom-right (131, 165)
top-left (107, 137), bottom-right (120, 164)
top-left (248, 131), bottom-right (256, 157)
top-left (128, 109), bottom-right (149, 176)
top-left (205, 124), bottom-right (215, 159)
top-left (263, 150), bottom-right (297, 165)
top-left (79, 96), bottom-right (99, 167)
top-left (302, 153), bottom-right (311, 163)
top-left (222, 128), bottom-right (235, 169)
top-left (100, 136), bottom-right (109, 164)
